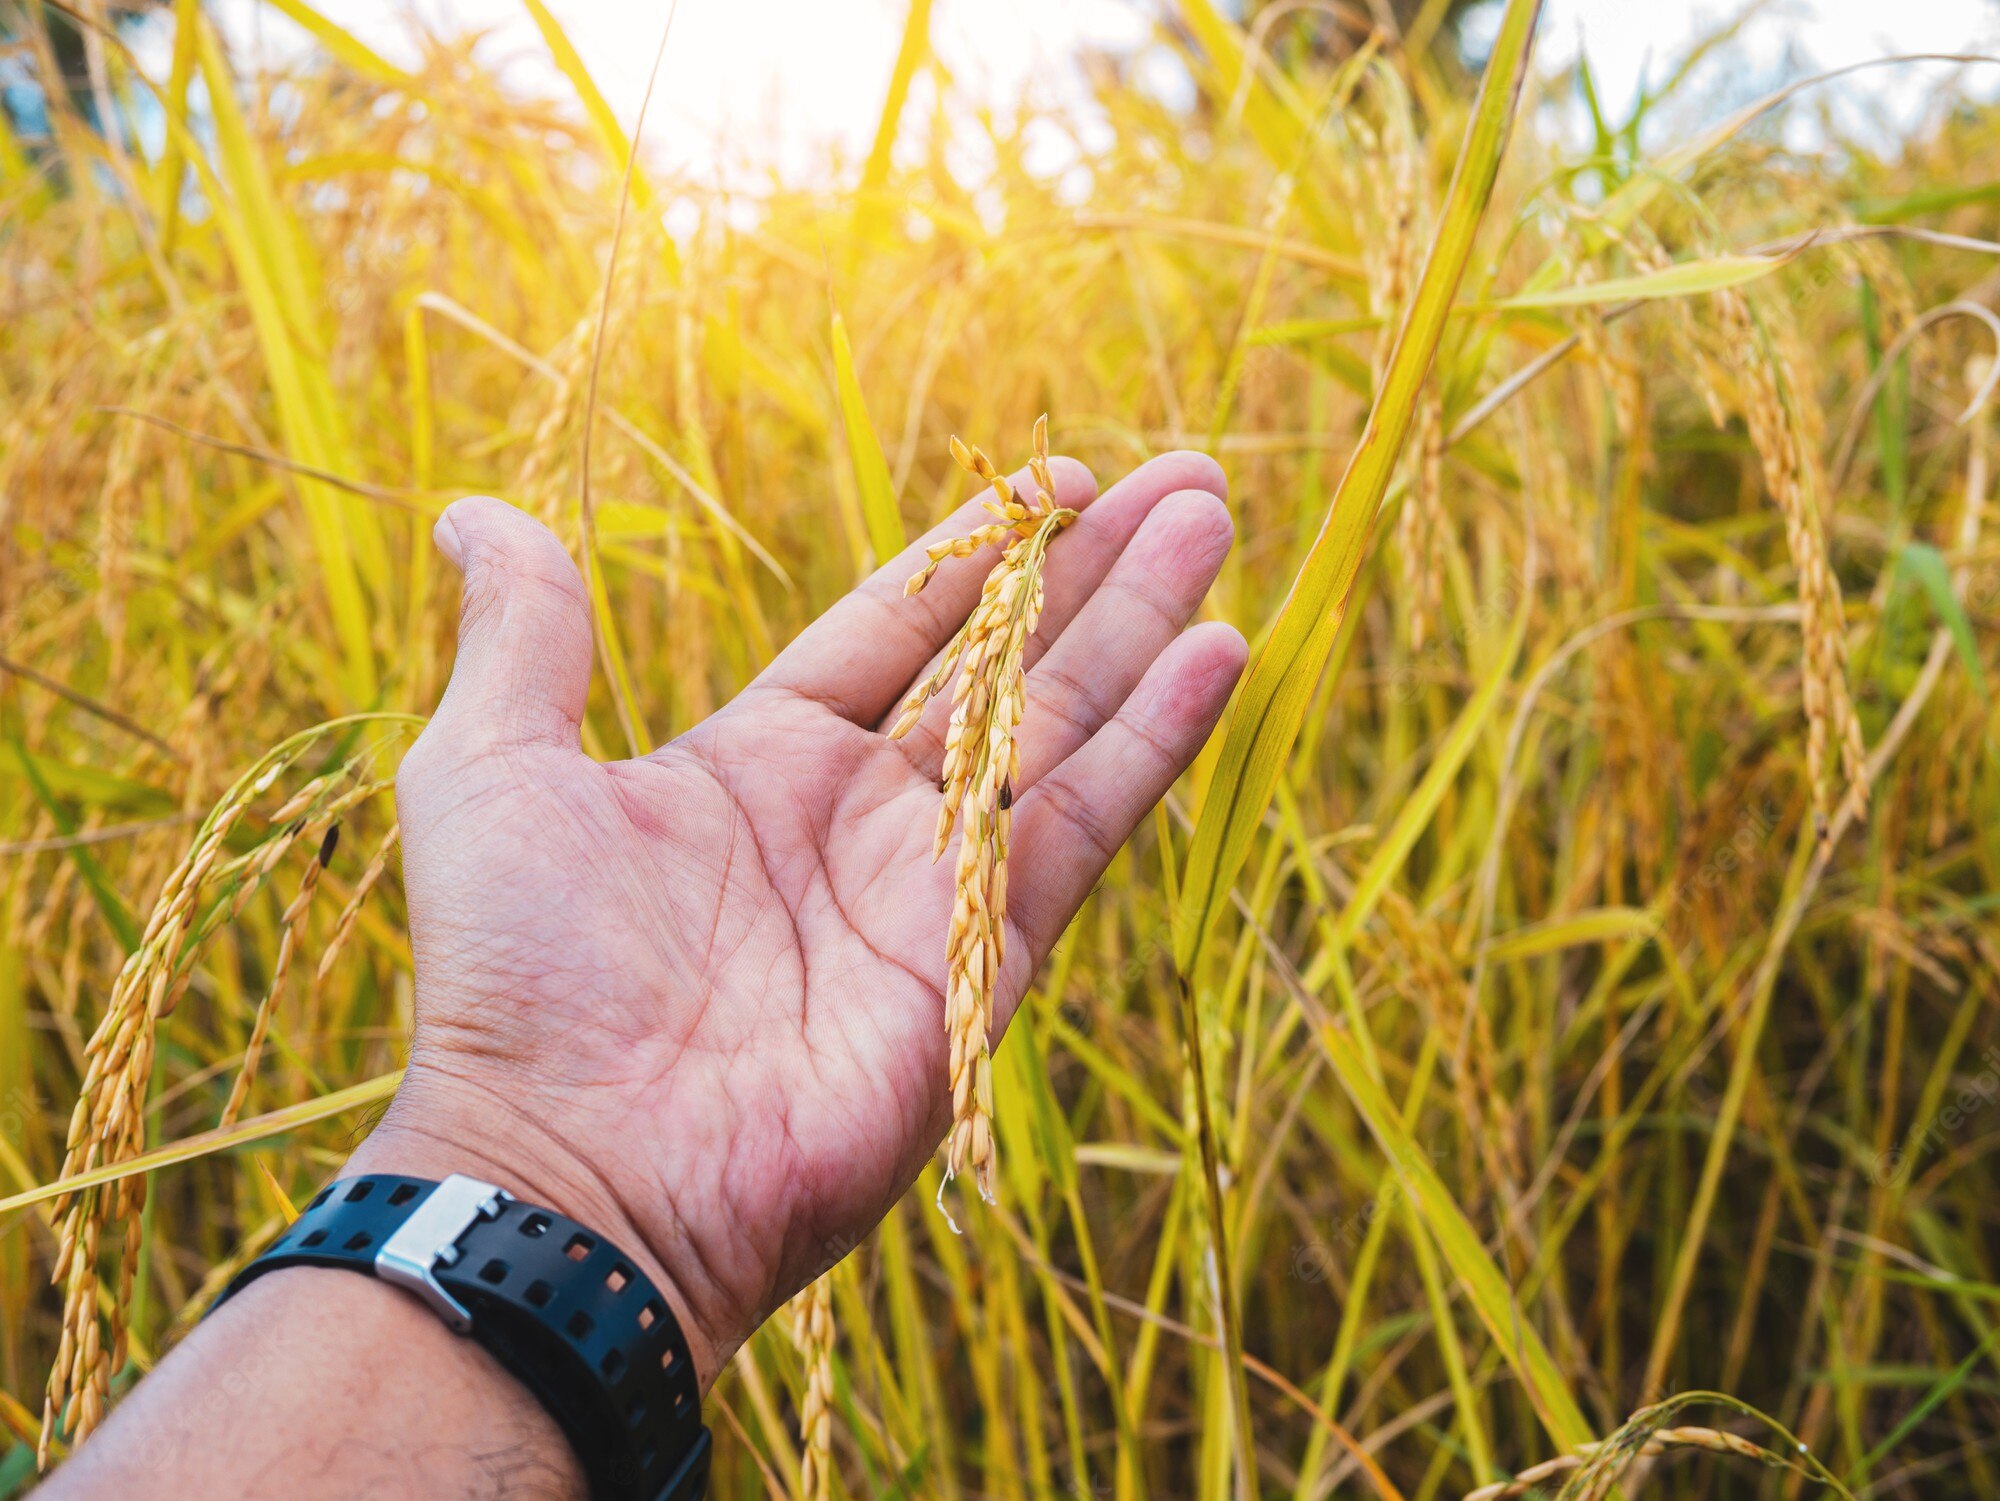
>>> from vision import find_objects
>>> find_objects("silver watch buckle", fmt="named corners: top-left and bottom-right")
top-left (374, 1173), bottom-right (513, 1333)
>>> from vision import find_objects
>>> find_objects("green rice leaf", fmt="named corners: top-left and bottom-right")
top-left (1896, 540), bottom-right (1989, 700)
top-left (1175, 0), bottom-right (1546, 973)
top-left (832, 309), bottom-right (905, 567)
top-left (5, 738), bottom-right (139, 950)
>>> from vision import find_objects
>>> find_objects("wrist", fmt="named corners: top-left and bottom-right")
top-left (346, 1063), bottom-right (723, 1391)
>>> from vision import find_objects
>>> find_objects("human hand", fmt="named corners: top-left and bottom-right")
top-left (352, 453), bottom-right (1244, 1385)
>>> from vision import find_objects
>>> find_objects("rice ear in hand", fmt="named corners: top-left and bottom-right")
top-left (887, 418), bottom-right (1076, 1214)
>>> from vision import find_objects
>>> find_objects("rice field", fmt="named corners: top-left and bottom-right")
top-left (4, 0), bottom-right (2000, 1496)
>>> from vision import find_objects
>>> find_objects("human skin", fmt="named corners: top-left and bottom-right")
top-left (42, 451), bottom-right (1245, 1499)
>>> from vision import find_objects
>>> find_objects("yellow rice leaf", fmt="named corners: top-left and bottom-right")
top-left (0, 1072), bottom-right (404, 1217)
top-left (1071, 1143), bottom-right (1183, 1176)
top-left (1484, 247), bottom-right (1801, 312)
top-left (413, 292), bottom-right (785, 582)
top-left (1484, 908), bottom-right (1662, 964)
top-left (262, 0), bottom-right (411, 86)
top-left (0, 86), bottom-right (30, 183)
top-left (0, 1385), bottom-right (39, 1448)
top-left (153, 0), bottom-right (201, 242)
top-left (1176, 0), bottom-right (1318, 186)
top-left (252, 1156), bottom-right (300, 1225)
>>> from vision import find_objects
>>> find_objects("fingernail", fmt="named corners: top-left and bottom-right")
top-left (434, 503), bottom-right (465, 568)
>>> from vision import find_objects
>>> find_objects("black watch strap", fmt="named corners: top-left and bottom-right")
top-left (212, 1174), bottom-right (710, 1501)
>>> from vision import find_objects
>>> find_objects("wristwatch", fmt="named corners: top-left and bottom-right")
top-left (212, 1173), bottom-right (710, 1501)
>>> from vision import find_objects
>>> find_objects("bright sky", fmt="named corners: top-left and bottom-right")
top-left (208, 0), bottom-right (2000, 176)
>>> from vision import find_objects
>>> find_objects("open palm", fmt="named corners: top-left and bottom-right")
top-left (364, 453), bottom-right (1243, 1383)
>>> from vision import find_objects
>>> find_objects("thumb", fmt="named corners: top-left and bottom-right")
top-left (427, 496), bottom-right (594, 750)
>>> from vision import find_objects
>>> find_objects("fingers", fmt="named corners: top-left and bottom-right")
top-left (1002, 621), bottom-right (1247, 973)
top-left (1011, 488), bottom-right (1234, 790)
top-left (889, 450), bottom-right (1228, 771)
top-left (1001, 451), bottom-right (1224, 675)
top-left (421, 496), bottom-right (594, 751)
top-left (751, 456), bottom-right (1097, 724)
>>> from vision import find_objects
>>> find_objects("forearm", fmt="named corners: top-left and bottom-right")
top-left (40, 1265), bottom-right (583, 1501)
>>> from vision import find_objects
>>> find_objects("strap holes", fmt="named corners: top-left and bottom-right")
top-left (344, 1182), bottom-right (373, 1202)
top-left (387, 1183), bottom-right (419, 1207)
top-left (521, 1213), bottom-right (551, 1238)
top-left (660, 1346), bottom-right (677, 1372)
top-left (343, 1231), bottom-right (372, 1252)
top-left (563, 1233), bottom-right (594, 1262)
top-left (308, 1188), bottom-right (332, 1210)
top-left (627, 1398), bottom-right (647, 1428)
top-left (300, 1229), bottom-right (328, 1248)
top-left (639, 1299), bottom-right (663, 1331)
top-left (525, 1280), bottom-right (553, 1308)
top-left (599, 1349), bottom-right (625, 1381)
top-left (477, 1258), bottom-right (509, 1285)
top-left (567, 1310), bottom-right (594, 1340)
top-left (606, 1264), bottom-right (630, 1293)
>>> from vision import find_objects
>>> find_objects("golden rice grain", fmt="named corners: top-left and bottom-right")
top-left (1463, 1425), bottom-right (1810, 1501)
top-left (39, 736), bottom-right (395, 1468)
top-left (1395, 392), bottom-right (1446, 650)
top-left (1701, 286), bottom-right (1869, 838)
top-left (788, 1273), bottom-right (835, 1501)
top-left (218, 826), bottom-right (336, 1130)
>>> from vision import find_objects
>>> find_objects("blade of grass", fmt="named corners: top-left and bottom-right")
top-left (1483, 908), bottom-right (1661, 965)
top-left (152, 0), bottom-right (199, 251)
top-left (413, 292), bottom-right (789, 585)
